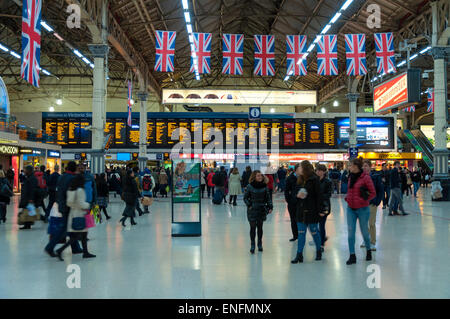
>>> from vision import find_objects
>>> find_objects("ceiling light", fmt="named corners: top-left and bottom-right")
top-left (321, 24), bottom-right (331, 34)
top-left (182, 0), bottom-right (189, 10)
top-left (187, 24), bottom-right (193, 34)
top-left (130, 99), bottom-right (135, 105)
top-left (420, 46), bottom-right (431, 54)
top-left (340, 0), bottom-right (354, 11)
top-left (270, 108), bottom-right (275, 113)
top-left (184, 12), bottom-right (191, 23)
top-left (56, 99), bottom-right (62, 105)
top-left (82, 57), bottom-right (91, 64)
top-left (321, 107), bottom-right (326, 113)
top-left (10, 51), bottom-right (20, 59)
top-left (73, 49), bottom-right (83, 58)
top-left (333, 100), bottom-right (339, 107)
top-left (53, 33), bottom-right (64, 41)
top-left (330, 12), bottom-right (342, 24)
top-left (409, 53), bottom-right (418, 61)
top-left (89, 63), bottom-right (95, 69)
top-left (284, 75), bottom-right (290, 81)
top-left (49, 106), bottom-right (55, 112)
top-left (41, 21), bottom-right (54, 32)
top-left (0, 43), bottom-right (9, 52)
top-left (42, 69), bottom-right (51, 76)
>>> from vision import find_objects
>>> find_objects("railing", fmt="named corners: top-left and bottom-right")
top-left (0, 113), bottom-right (55, 144)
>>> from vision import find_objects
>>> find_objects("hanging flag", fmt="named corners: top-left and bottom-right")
top-left (405, 105), bottom-right (415, 112)
top-left (21, 0), bottom-right (42, 88)
top-left (222, 34), bottom-right (244, 75)
top-left (286, 35), bottom-right (307, 76)
top-left (427, 89), bottom-right (435, 113)
top-left (345, 34), bottom-right (367, 76)
top-left (190, 32), bottom-right (212, 74)
top-left (127, 81), bottom-right (132, 127)
top-left (254, 35), bottom-right (275, 76)
top-left (374, 32), bottom-right (396, 74)
top-left (155, 30), bottom-right (176, 72)
top-left (317, 35), bottom-right (338, 76)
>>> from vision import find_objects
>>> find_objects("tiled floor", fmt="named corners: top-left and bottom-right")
top-left (0, 187), bottom-right (448, 298)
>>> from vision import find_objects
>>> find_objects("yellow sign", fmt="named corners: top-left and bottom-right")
top-left (358, 152), bottom-right (422, 160)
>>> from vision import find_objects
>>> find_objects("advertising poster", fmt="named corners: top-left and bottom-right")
top-left (172, 160), bottom-right (201, 203)
top-left (0, 76), bottom-right (10, 114)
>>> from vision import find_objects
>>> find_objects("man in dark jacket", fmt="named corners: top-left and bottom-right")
top-left (18, 166), bottom-right (38, 230)
top-left (277, 167), bottom-right (287, 192)
top-left (44, 165), bottom-right (60, 221)
top-left (329, 166), bottom-right (341, 194)
top-left (411, 167), bottom-right (421, 198)
top-left (241, 166), bottom-right (252, 189)
top-left (78, 163), bottom-right (97, 209)
top-left (284, 164), bottom-right (300, 241)
top-left (44, 161), bottom-right (82, 257)
top-left (213, 166), bottom-right (228, 203)
top-left (388, 161), bottom-right (408, 216)
top-left (381, 163), bottom-right (391, 209)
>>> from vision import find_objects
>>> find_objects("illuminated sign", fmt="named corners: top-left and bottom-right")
top-left (47, 150), bottom-right (61, 158)
top-left (358, 152), bottom-right (422, 160)
top-left (0, 76), bottom-right (10, 114)
top-left (373, 69), bottom-right (421, 114)
top-left (0, 144), bottom-right (19, 155)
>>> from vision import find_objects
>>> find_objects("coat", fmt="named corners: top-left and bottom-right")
top-left (241, 170), bottom-right (251, 188)
top-left (345, 171), bottom-right (376, 210)
top-left (159, 173), bottom-right (168, 185)
top-left (0, 177), bottom-right (12, 204)
top-left (369, 170), bottom-right (384, 207)
top-left (19, 174), bottom-right (38, 209)
top-left (295, 175), bottom-right (322, 224)
top-left (228, 174), bottom-right (242, 195)
top-left (319, 177), bottom-right (332, 214)
top-left (244, 182), bottom-right (273, 222)
top-left (56, 172), bottom-right (77, 217)
top-left (207, 172), bottom-right (215, 187)
top-left (122, 176), bottom-right (139, 205)
top-left (66, 188), bottom-right (90, 233)
top-left (284, 172), bottom-right (298, 207)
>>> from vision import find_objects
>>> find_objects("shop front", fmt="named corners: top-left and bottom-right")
top-left (0, 143), bottom-right (20, 191)
top-left (46, 150), bottom-right (61, 172)
top-left (20, 147), bottom-right (46, 170)
top-left (358, 152), bottom-right (423, 170)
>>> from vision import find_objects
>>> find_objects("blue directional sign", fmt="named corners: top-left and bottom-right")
top-left (349, 147), bottom-right (359, 160)
top-left (249, 107), bottom-right (261, 120)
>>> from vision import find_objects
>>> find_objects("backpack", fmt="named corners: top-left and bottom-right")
top-left (36, 174), bottom-right (47, 189)
top-left (0, 180), bottom-right (13, 197)
top-left (142, 176), bottom-right (153, 191)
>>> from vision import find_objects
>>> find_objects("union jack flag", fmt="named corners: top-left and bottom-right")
top-left (155, 30), bottom-right (176, 72)
top-left (222, 34), bottom-right (244, 75)
top-left (317, 35), bottom-right (338, 76)
top-left (345, 34), bottom-right (367, 76)
top-left (286, 35), bottom-right (307, 76)
top-left (427, 88), bottom-right (434, 113)
top-left (254, 35), bottom-right (275, 76)
top-left (374, 32), bottom-right (396, 74)
top-left (21, 0), bottom-right (42, 88)
top-left (405, 105), bottom-right (415, 112)
top-left (127, 81), bottom-right (132, 127)
top-left (190, 32), bottom-right (212, 74)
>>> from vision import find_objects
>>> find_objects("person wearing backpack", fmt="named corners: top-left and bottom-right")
top-left (141, 169), bottom-right (155, 214)
top-left (0, 170), bottom-right (13, 224)
top-left (34, 165), bottom-right (48, 221)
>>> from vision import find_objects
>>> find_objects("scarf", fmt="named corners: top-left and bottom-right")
top-left (251, 181), bottom-right (266, 189)
top-left (349, 171), bottom-right (362, 189)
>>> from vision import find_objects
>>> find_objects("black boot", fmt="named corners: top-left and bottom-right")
top-left (130, 218), bottom-right (137, 226)
top-left (250, 243), bottom-right (255, 254)
top-left (315, 250), bottom-right (322, 261)
top-left (83, 252), bottom-right (96, 259)
top-left (291, 252), bottom-right (303, 264)
top-left (55, 248), bottom-right (64, 261)
top-left (258, 242), bottom-right (263, 252)
top-left (346, 254), bottom-right (357, 265)
top-left (366, 250), bottom-right (372, 261)
top-left (119, 217), bottom-right (126, 227)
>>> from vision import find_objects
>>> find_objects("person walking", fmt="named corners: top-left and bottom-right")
top-left (0, 170), bottom-right (13, 224)
top-left (152, 168), bottom-right (160, 198)
top-left (244, 171), bottom-right (272, 254)
top-left (405, 169), bottom-right (413, 197)
top-left (109, 169), bottom-right (121, 198)
top-left (241, 166), bottom-right (252, 191)
top-left (78, 163), bottom-right (97, 210)
top-left (381, 163), bottom-right (391, 209)
top-left (228, 167), bottom-right (242, 206)
top-left (132, 167), bottom-right (145, 216)
top-left (159, 169), bottom-right (169, 198)
top-left (44, 161), bottom-right (82, 257)
top-left (344, 158), bottom-right (376, 265)
top-left (206, 169), bottom-right (215, 198)
top-left (265, 170), bottom-right (274, 201)
top-left (119, 170), bottom-right (139, 227)
top-left (18, 166), bottom-right (39, 230)
top-left (200, 169), bottom-right (206, 198)
top-left (96, 173), bottom-right (111, 221)
top-left (141, 169), bottom-right (155, 214)
top-left (213, 166), bottom-right (228, 203)
top-left (45, 165), bottom-right (60, 222)
top-left (34, 165), bottom-right (48, 222)
top-left (55, 174), bottom-right (96, 261)
top-left (285, 163), bottom-right (300, 242)
top-left (388, 161), bottom-right (409, 216)
top-left (340, 168), bottom-right (349, 194)
top-left (411, 167), bottom-right (421, 198)
top-left (361, 160), bottom-right (383, 251)
top-left (315, 164), bottom-right (332, 252)
top-left (6, 168), bottom-right (14, 191)
top-left (291, 160), bottom-right (323, 264)
top-left (277, 166), bottom-right (287, 192)
top-left (329, 166), bottom-right (341, 194)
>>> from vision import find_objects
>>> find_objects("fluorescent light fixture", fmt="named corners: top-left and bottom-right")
top-left (397, 60), bottom-right (406, 67)
top-left (420, 46), bottom-right (431, 54)
top-left (56, 99), bottom-right (62, 105)
top-left (82, 57), bottom-right (91, 64)
top-left (54, 33), bottom-right (64, 41)
top-left (307, 44), bottom-right (315, 52)
top-left (40, 21), bottom-right (54, 32)
top-left (187, 24), bottom-right (193, 34)
top-left (89, 63), bottom-right (95, 69)
top-left (195, 75), bottom-right (200, 80)
top-left (313, 36), bottom-right (320, 44)
top-left (10, 51), bottom-right (20, 59)
top-left (330, 12), bottom-right (342, 24)
top-left (284, 76), bottom-right (290, 81)
top-left (321, 24), bottom-right (331, 34)
top-left (191, 52), bottom-right (197, 59)
top-left (188, 34), bottom-right (194, 43)
top-left (320, 107), bottom-right (326, 113)
top-left (130, 99), bottom-right (135, 105)
top-left (184, 12), bottom-right (191, 23)
top-left (49, 106), bottom-right (55, 112)
top-left (73, 49), bottom-right (83, 58)
top-left (0, 43), bottom-right (9, 52)
top-left (42, 69), bottom-right (51, 76)
top-left (270, 108), bottom-right (275, 113)
top-left (340, 0), bottom-right (354, 11)
top-left (182, 0), bottom-right (189, 10)
top-left (409, 53), bottom-right (418, 60)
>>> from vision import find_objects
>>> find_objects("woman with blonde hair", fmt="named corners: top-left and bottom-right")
top-left (228, 167), bottom-right (242, 206)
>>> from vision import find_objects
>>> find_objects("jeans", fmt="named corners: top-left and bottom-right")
top-left (369, 205), bottom-right (377, 245)
top-left (278, 179), bottom-right (286, 192)
top-left (45, 216), bottom-right (81, 253)
top-left (57, 232), bottom-right (89, 255)
top-left (318, 214), bottom-right (328, 246)
top-left (331, 179), bottom-right (340, 194)
top-left (297, 222), bottom-right (321, 253)
top-left (383, 186), bottom-right (390, 207)
top-left (207, 186), bottom-right (214, 198)
top-left (413, 182), bottom-right (420, 197)
top-left (389, 187), bottom-right (405, 214)
top-left (347, 206), bottom-right (371, 254)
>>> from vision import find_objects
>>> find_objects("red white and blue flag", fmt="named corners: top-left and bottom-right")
top-left (345, 34), bottom-right (367, 76)
top-left (155, 30), bottom-right (176, 72)
top-left (254, 35), bottom-right (275, 76)
top-left (317, 35), bottom-right (338, 76)
top-left (427, 89), bottom-right (435, 113)
top-left (21, 0), bottom-right (42, 88)
top-left (127, 81), bottom-right (132, 127)
top-left (190, 32), bottom-right (212, 74)
top-left (286, 35), bottom-right (307, 76)
top-left (405, 105), bottom-right (415, 112)
top-left (374, 32), bottom-right (396, 74)
top-left (222, 34), bottom-right (244, 75)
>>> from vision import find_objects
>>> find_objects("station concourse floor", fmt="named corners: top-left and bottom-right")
top-left (0, 188), bottom-right (448, 299)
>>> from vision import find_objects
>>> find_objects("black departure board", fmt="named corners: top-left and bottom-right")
top-left (202, 120), bottom-right (213, 145)
top-left (128, 119), bottom-right (140, 146)
top-left (156, 119), bottom-right (167, 146)
top-left (115, 119), bottom-right (126, 146)
top-left (167, 119), bottom-right (178, 145)
top-left (147, 120), bottom-right (155, 145)
top-left (225, 119), bottom-right (237, 149)
top-left (45, 120), bottom-right (57, 144)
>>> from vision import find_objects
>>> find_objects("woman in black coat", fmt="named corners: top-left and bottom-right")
top-left (315, 164), bottom-right (332, 251)
top-left (291, 160), bottom-right (323, 264)
top-left (243, 170), bottom-right (273, 254)
top-left (0, 171), bottom-right (13, 223)
top-left (96, 173), bottom-right (111, 221)
top-left (119, 170), bottom-right (139, 227)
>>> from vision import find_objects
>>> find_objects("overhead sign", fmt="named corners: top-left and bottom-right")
top-left (0, 76), bottom-right (10, 114)
top-left (349, 147), bottom-right (359, 160)
top-left (249, 107), bottom-right (261, 120)
top-left (373, 69), bottom-right (421, 114)
top-left (162, 89), bottom-right (317, 106)
top-left (47, 150), bottom-right (61, 158)
top-left (0, 144), bottom-right (19, 155)
top-left (358, 152), bottom-right (422, 160)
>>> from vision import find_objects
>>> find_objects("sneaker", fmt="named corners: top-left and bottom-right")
top-left (382, 206), bottom-right (386, 209)
top-left (401, 212), bottom-right (409, 216)
top-left (371, 246), bottom-right (377, 251)
top-left (360, 243), bottom-right (366, 248)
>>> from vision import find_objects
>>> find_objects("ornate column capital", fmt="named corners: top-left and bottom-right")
top-left (88, 44), bottom-right (109, 58)
top-left (137, 92), bottom-right (148, 101)
top-left (346, 93), bottom-right (360, 102)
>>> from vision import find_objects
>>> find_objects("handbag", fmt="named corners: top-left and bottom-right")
top-left (71, 217), bottom-right (86, 230)
top-left (47, 216), bottom-right (64, 235)
top-left (142, 196), bottom-right (153, 206)
top-left (85, 213), bottom-right (96, 228)
top-left (91, 205), bottom-right (101, 224)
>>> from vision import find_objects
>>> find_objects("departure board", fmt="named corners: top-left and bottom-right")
top-left (57, 120), bottom-right (68, 145)
top-left (191, 120), bottom-right (201, 147)
top-left (68, 119), bottom-right (80, 145)
top-left (260, 120), bottom-right (271, 147)
top-left (128, 120), bottom-right (140, 145)
top-left (80, 121), bottom-right (91, 145)
top-left (214, 120), bottom-right (225, 147)
top-left (147, 120), bottom-right (155, 145)
top-left (248, 121), bottom-right (259, 150)
top-left (179, 119), bottom-right (190, 144)
top-left (295, 119), bottom-right (306, 144)
top-left (271, 120), bottom-right (282, 148)
top-left (167, 119), bottom-right (178, 145)
top-left (45, 121), bottom-right (57, 144)
top-left (283, 122), bottom-right (295, 147)
top-left (225, 119), bottom-right (237, 149)
top-left (202, 120), bottom-right (213, 145)
top-left (115, 119), bottom-right (126, 146)
top-left (156, 119), bottom-right (167, 146)
top-left (236, 119), bottom-right (247, 149)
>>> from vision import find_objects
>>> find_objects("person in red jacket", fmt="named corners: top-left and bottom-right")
top-left (264, 171), bottom-right (274, 200)
top-left (344, 157), bottom-right (376, 265)
top-left (206, 169), bottom-right (215, 198)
